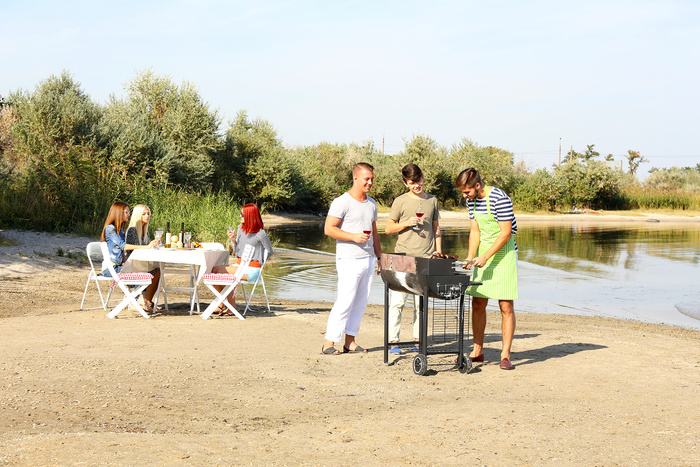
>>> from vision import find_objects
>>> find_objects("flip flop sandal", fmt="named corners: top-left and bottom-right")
top-left (343, 345), bottom-right (368, 353)
top-left (221, 309), bottom-right (236, 317)
top-left (322, 346), bottom-right (341, 355)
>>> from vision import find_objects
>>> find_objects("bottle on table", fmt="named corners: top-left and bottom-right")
top-left (165, 222), bottom-right (172, 248)
top-left (179, 223), bottom-right (185, 248)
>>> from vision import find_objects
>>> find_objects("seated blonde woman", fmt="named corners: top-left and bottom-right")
top-left (210, 203), bottom-right (273, 316)
top-left (125, 204), bottom-right (161, 312)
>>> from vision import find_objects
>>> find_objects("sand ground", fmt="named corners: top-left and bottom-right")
top-left (1, 213), bottom-right (699, 466)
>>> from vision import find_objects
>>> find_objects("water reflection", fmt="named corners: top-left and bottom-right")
top-left (263, 220), bottom-right (700, 330)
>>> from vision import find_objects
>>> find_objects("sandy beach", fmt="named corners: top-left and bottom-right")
top-left (1, 212), bottom-right (699, 465)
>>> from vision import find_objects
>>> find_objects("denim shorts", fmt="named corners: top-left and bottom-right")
top-left (102, 265), bottom-right (123, 277)
top-left (245, 266), bottom-right (261, 282)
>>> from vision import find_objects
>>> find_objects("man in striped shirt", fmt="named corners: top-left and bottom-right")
top-left (456, 168), bottom-right (518, 370)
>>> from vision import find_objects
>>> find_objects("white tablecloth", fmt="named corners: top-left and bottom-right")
top-left (123, 248), bottom-right (229, 275)
top-left (122, 248), bottom-right (230, 312)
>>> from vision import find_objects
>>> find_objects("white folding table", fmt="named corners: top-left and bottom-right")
top-left (122, 247), bottom-right (230, 314)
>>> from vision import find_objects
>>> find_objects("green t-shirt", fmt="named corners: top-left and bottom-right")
top-left (388, 192), bottom-right (440, 257)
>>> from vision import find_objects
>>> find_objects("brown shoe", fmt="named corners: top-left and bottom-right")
top-left (500, 358), bottom-right (514, 370)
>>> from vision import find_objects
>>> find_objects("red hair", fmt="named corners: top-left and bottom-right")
top-left (240, 203), bottom-right (264, 234)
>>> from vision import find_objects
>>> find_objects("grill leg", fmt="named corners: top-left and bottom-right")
top-left (419, 287), bottom-right (429, 356)
top-left (384, 282), bottom-right (390, 365)
top-left (458, 293), bottom-right (465, 358)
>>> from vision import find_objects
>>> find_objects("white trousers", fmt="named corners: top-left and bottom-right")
top-left (388, 290), bottom-right (420, 342)
top-left (324, 256), bottom-right (375, 343)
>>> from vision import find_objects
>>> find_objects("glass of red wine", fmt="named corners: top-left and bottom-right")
top-left (363, 226), bottom-right (371, 242)
top-left (413, 202), bottom-right (424, 231)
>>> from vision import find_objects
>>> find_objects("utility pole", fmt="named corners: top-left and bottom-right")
top-left (558, 137), bottom-right (561, 166)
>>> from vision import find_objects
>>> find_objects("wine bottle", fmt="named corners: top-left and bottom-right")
top-left (165, 222), bottom-right (171, 248)
top-left (179, 223), bottom-right (185, 248)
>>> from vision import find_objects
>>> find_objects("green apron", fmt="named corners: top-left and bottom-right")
top-left (467, 186), bottom-right (519, 300)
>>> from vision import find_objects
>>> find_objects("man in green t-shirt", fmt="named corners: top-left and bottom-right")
top-left (384, 163), bottom-right (442, 354)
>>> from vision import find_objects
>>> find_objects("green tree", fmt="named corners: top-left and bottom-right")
top-left (582, 144), bottom-right (600, 162)
top-left (449, 138), bottom-right (516, 195)
top-left (624, 150), bottom-right (648, 175)
top-left (100, 69), bottom-right (223, 189)
top-left (512, 168), bottom-right (564, 211)
top-left (8, 71), bottom-right (101, 159)
top-left (643, 166), bottom-right (700, 192)
top-left (555, 159), bottom-right (623, 209)
top-left (224, 111), bottom-right (294, 209)
top-left (395, 134), bottom-right (454, 204)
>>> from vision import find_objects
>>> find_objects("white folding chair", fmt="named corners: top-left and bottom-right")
top-left (200, 244), bottom-right (254, 320)
top-left (159, 263), bottom-right (199, 314)
top-left (240, 247), bottom-right (271, 315)
top-left (80, 241), bottom-right (118, 311)
top-left (100, 242), bottom-right (153, 319)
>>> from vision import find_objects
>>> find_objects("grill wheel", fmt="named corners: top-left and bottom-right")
top-left (413, 354), bottom-right (428, 376)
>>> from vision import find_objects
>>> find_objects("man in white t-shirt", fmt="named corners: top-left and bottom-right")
top-left (322, 162), bottom-right (383, 355)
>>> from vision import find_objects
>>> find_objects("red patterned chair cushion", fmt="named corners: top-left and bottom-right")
top-left (116, 272), bottom-right (154, 281)
top-left (203, 273), bottom-right (239, 283)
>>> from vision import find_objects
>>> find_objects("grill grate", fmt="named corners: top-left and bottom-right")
top-left (428, 287), bottom-right (470, 352)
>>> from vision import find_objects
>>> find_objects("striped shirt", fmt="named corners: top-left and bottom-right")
top-left (467, 186), bottom-right (518, 235)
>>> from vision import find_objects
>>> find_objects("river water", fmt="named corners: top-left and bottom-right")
top-left (261, 219), bottom-right (700, 330)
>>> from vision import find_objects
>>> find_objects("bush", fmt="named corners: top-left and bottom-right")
top-left (512, 168), bottom-right (564, 211)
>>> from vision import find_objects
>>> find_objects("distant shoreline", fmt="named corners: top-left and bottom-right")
top-left (264, 209), bottom-right (700, 228)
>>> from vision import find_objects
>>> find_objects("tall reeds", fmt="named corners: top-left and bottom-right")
top-left (621, 188), bottom-right (700, 210)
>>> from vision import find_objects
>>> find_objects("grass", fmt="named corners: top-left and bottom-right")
top-left (0, 233), bottom-right (18, 246)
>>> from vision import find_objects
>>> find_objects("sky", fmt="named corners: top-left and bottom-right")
top-left (2, 0), bottom-right (699, 177)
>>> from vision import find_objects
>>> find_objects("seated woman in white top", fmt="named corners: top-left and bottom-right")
top-left (210, 203), bottom-right (274, 316)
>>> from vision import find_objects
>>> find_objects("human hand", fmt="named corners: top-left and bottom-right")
top-left (148, 240), bottom-right (159, 248)
top-left (355, 232), bottom-right (370, 244)
top-left (227, 231), bottom-right (236, 242)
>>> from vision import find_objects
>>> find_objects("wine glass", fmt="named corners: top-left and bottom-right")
top-left (363, 226), bottom-right (372, 243)
top-left (184, 231), bottom-right (192, 248)
top-left (154, 228), bottom-right (163, 246)
top-left (227, 226), bottom-right (236, 250)
top-left (413, 202), bottom-right (424, 231)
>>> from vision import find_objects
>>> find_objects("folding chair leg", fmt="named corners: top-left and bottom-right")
top-left (243, 277), bottom-right (271, 315)
top-left (107, 284), bottom-right (151, 319)
top-left (80, 276), bottom-right (92, 310)
top-left (201, 283), bottom-right (244, 320)
top-left (259, 279), bottom-right (270, 312)
top-left (81, 276), bottom-right (109, 311)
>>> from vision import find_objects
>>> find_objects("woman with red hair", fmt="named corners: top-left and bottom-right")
top-left (210, 203), bottom-right (274, 315)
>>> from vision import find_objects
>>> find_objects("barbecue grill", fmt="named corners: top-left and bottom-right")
top-left (380, 253), bottom-right (481, 375)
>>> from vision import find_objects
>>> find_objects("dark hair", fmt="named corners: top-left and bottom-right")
top-left (401, 163), bottom-right (423, 183)
top-left (455, 168), bottom-right (482, 189)
top-left (353, 162), bottom-right (374, 175)
top-left (241, 203), bottom-right (264, 234)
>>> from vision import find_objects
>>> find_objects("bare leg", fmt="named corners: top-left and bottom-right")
top-left (323, 339), bottom-right (339, 354)
top-left (499, 300), bottom-right (516, 360)
top-left (471, 296), bottom-right (488, 358)
top-left (143, 269), bottom-right (161, 303)
top-left (344, 334), bottom-right (356, 350)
